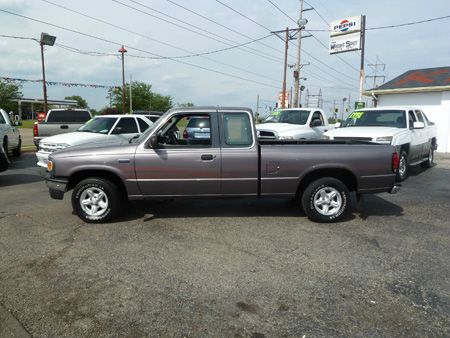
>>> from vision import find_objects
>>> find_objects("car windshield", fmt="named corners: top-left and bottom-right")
top-left (77, 117), bottom-right (117, 134)
top-left (342, 110), bottom-right (407, 128)
top-left (262, 109), bottom-right (310, 125)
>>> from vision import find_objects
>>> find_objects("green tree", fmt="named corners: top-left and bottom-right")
top-left (65, 95), bottom-right (89, 109)
top-left (177, 102), bottom-right (194, 108)
top-left (0, 80), bottom-right (23, 113)
top-left (108, 82), bottom-right (173, 113)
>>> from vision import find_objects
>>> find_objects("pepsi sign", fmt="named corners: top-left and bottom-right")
top-left (330, 16), bottom-right (362, 36)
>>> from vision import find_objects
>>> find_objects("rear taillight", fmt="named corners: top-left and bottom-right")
top-left (392, 152), bottom-right (399, 173)
top-left (183, 129), bottom-right (188, 139)
top-left (33, 122), bottom-right (38, 137)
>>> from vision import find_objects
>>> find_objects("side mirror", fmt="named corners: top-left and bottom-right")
top-left (335, 122), bottom-right (341, 128)
top-left (413, 121), bottom-right (425, 129)
top-left (147, 135), bottom-right (158, 148)
top-left (311, 119), bottom-right (322, 127)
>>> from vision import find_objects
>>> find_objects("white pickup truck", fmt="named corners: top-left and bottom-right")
top-left (0, 108), bottom-right (21, 157)
top-left (323, 107), bottom-right (437, 181)
top-left (256, 108), bottom-right (332, 140)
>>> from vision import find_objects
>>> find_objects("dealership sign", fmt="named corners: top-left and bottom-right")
top-left (329, 33), bottom-right (361, 54)
top-left (329, 16), bottom-right (362, 54)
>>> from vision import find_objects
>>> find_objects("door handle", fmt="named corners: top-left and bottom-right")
top-left (60, 125), bottom-right (69, 129)
top-left (201, 154), bottom-right (214, 161)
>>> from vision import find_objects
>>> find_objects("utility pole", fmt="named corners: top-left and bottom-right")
top-left (281, 27), bottom-right (289, 109)
top-left (39, 33), bottom-right (56, 114)
top-left (256, 94), bottom-right (260, 120)
top-left (293, 0), bottom-right (304, 108)
top-left (366, 56), bottom-right (386, 89)
top-left (118, 45), bottom-right (127, 114)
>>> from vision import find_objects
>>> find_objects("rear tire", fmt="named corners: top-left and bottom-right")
top-left (421, 147), bottom-right (433, 168)
top-left (396, 150), bottom-right (409, 181)
top-left (12, 138), bottom-right (21, 157)
top-left (301, 177), bottom-right (350, 223)
top-left (71, 177), bottom-right (121, 223)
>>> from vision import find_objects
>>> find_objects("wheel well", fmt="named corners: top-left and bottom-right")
top-left (296, 168), bottom-right (358, 197)
top-left (67, 170), bottom-right (127, 197)
top-left (400, 143), bottom-right (410, 154)
top-left (431, 138), bottom-right (437, 147)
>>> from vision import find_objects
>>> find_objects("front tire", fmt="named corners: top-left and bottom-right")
top-left (71, 178), bottom-right (121, 223)
top-left (396, 150), bottom-right (409, 181)
top-left (421, 147), bottom-right (434, 168)
top-left (301, 177), bottom-right (350, 223)
top-left (12, 138), bottom-right (21, 157)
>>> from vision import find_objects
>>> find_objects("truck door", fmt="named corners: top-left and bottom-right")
top-left (134, 112), bottom-right (221, 196)
top-left (414, 110), bottom-right (430, 158)
top-left (310, 111), bottom-right (328, 139)
top-left (218, 110), bottom-right (258, 195)
top-left (408, 110), bottom-right (422, 162)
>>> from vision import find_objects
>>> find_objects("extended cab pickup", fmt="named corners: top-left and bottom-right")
top-left (45, 107), bottom-right (400, 224)
top-left (323, 107), bottom-right (437, 181)
top-left (33, 108), bottom-right (92, 147)
top-left (256, 108), bottom-right (332, 140)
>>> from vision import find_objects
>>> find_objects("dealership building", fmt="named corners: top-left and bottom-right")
top-left (364, 66), bottom-right (450, 153)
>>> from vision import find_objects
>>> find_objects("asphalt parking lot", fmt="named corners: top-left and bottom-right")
top-left (1, 152), bottom-right (449, 337)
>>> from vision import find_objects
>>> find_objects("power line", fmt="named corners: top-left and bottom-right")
top-left (39, 0), bottom-right (279, 82)
top-left (215, 0), bottom-right (272, 32)
top-left (0, 8), bottom-right (279, 89)
top-left (0, 34), bottom-right (38, 42)
top-left (164, 0), bottom-right (287, 60)
top-left (367, 14), bottom-right (450, 30)
top-left (265, 0), bottom-right (296, 24)
top-left (111, 0), bottom-right (281, 63)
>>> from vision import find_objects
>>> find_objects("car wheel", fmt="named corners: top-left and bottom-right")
top-left (71, 178), bottom-right (121, 223)
top-left (421, 147), bottom-right (434, 168)
top-left (2, 138), bottom-right (8, 159)
top-left (396, 150), bottom-right (408, 181)
top-left (12, 138), bottom-right (21, 157)
top-left (301, 177), bottom-right (350, 223)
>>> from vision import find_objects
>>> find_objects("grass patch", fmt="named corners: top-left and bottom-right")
top-left (18, 120), bottom-right (36, 129)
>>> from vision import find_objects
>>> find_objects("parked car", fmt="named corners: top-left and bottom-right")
top-left (33, 108), bottom-right (92, 147)
top-left (183, 116), bottom-right (210, 142)
top-left (36, 114), bottom-right (152, 168)
top-left (0, 108), bottom-right (21, 157)
top-left (256, 108), bottom-right (332, 140)
top-left (132, 110), bottom-right (164, 123)
top-left (323, 107), bottom-right (437, 181)
top-left (45, 107), bottom-right (400, 224)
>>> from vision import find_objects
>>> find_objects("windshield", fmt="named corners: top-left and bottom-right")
top-left (78, 117), bottom-right (117, 134)
top-left (343, 110), bottom-right (407, 128)
top-left (262, 109), bottom-right (310, 125)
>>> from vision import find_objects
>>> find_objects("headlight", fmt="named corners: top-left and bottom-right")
top-left (375, 136), bottom-right (393, 144)
top-left (278, 135), bottom-right (294, 140)
top-left (322, 135), bottom-right (331, 140)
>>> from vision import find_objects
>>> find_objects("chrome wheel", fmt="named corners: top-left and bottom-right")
top-left (79, 187), bottom-right (109, 217)
top-left (398, 155), bottom-right (407, 178)
top-left (313, 187), bottom-right (342, 216)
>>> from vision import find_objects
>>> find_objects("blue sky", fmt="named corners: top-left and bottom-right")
top-left (0, 0), bottom-right (449, 116)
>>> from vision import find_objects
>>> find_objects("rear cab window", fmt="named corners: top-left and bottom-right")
top-left (46, 110), bottom-right (91, 123)
top-left (222, 112), bottom-right (253, 147)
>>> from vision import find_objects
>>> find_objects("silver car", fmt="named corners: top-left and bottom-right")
top-left (183, 116), bottom-right (210, 141)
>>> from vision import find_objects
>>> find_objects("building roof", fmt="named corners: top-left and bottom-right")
top-left (364, 66), bottom-right (450, 96)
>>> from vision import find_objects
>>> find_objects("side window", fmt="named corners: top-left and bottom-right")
top-left (111, 117), bottom-right (138, 134)
top-left (311, 111), bottom-right (324, 126)
top-left (137, 118), bottom-right (150, 132)
top-left (415, 110), bottom-right (425, 123)
top-left (0, 113), bottom-right (5, 124)
top-left (408, 110), bottom-right (417, 128)
top-left (157, 114), bottom-right (211, 146)
top-left (223, 113), bottom-right (253, 147)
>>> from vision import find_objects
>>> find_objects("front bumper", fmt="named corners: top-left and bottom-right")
top-left (45, 176), bottom-right (68, 200)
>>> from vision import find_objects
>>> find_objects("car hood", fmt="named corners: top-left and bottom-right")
top-left (39, 131), bottom-right (111, 145)
top-left (324, 126), bottom-right (402, 138)
top-left (50, 138), bottom-right (135, 158)
top-left (256, 123), bottom-right (308, 133)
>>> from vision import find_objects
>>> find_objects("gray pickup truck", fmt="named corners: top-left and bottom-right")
top-left (33, 108), bottom-right (92, 147)
top-left (45, 107), bottom-right (400, 223)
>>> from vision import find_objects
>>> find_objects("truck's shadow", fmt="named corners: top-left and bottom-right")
top-left (117, 193), bottom-right (403, 222)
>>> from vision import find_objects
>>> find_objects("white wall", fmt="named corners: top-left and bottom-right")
top-left (377, 91), bottom-right (450, 153)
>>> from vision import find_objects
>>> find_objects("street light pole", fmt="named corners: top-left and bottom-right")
top-left (118, 45), bottom-right (127, 114)
top-left (39, 33), bottom-right (56, 114)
